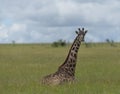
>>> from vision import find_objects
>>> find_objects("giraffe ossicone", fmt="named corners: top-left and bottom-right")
top-left (41, 27), bottom-right (88, 85)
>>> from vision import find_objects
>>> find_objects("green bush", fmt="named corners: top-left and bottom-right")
top-left (52, 39), bottom-right (66, 47)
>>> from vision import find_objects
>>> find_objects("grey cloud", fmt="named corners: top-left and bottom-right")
top-left (1, 0), bottom-right (120, 27)
top-left (0, 0), bottom-right (120, 43)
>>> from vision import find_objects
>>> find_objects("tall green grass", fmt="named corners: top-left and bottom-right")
top-left (0, 43), bottom-right (120, 94)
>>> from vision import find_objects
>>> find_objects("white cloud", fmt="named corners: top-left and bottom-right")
top-left (0, 23), bottom-right (29, 43)
top-left (10, 24), bottom-right (26, 32)
top-left (0, 24), bottom-right (8, 39)
top-left (0, 0), bottom-right (120, 43)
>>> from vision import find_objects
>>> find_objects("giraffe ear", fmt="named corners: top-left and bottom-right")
top-left (75, 31), bottom-right (79, 34)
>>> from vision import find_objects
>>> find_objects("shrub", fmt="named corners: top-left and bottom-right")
top-left (52, 39), bottom-right (66, 47)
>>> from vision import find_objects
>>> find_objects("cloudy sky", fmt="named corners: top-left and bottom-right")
top-left (0, 0), bottom-right (120, 43)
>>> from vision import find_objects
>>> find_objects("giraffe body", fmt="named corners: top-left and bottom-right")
top-left (42, 71), bottom-right (74, 85)
top-left (42, 28), bottom-right (87, 85)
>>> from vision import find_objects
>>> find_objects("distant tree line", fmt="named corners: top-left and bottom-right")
top-left (51, 38), bottom-right (117, 48)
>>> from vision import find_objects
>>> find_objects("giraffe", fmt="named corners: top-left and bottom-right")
top-left (41, 28), bottom-right (87, 85)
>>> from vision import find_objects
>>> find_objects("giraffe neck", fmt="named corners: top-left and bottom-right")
top-left (58, 35), bottom-right (82, 76)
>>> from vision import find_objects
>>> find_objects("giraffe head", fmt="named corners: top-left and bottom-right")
top-left (75, 28), bottom-right (87, 41)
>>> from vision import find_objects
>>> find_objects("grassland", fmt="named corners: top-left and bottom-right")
top-left (0, 43), bottom-right (120, 94)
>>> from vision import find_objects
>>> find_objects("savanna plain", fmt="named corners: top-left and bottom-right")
top-left (0, 43), bottom-right (120, 94)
